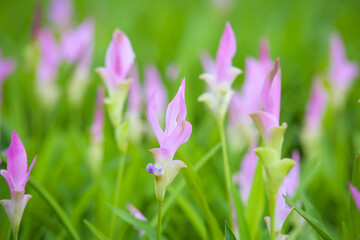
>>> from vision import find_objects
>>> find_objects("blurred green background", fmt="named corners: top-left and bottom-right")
top-left (0, 0), bottom-right (360, 239)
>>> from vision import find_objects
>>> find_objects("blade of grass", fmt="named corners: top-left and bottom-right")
top-left (180, 152), bottom-right (224, 239)
top-left (225, 221), bottom-right (236, 240)
top-left (84, 220), bottom-right (110, 240)
top-left (283, 195), bottom-right (334, 240)
top-left (176, 195), bottom-right (207, 239)
top-left (231, 183), bottom-right (250, 240)
top-left (108, 204), bottom-right (167, 240)
top-left (245, 160), bottom-right (264, 240)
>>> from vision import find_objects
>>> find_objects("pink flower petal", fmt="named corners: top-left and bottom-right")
top-left (49, 0), bottom-right (73, 30)
top-left (216, 22), bottom-right (237, 83)
top-left (261, 58), bottom-right (281, 123)
top-left (349, 183), bottom-right (360, 212)
top-left (144, 64), bottom-right (168, 117)
top-left (7, 132), bottom-right (28, 191)
top-left (105, 29), bottom-right (135, 84)
top-left (329, 33), bottom-right (359, 90)
top-left (147, 91), bottom-right (165, 145)
top-left (165, 78), bottom-right (186, 134)
top-left (305, 79), bottom-right (328, 133)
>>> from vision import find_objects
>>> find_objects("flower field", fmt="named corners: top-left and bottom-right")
top-left (0, 0), bottom-right (360, 239)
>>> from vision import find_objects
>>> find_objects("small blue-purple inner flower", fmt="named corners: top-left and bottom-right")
top-left (146, 163), bottom-right (163, 175)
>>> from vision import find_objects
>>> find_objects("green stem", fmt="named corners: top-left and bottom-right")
top-left (12, 227), bottom-right (18, 240)
top-left (218, 120), bottom-right (233, 229)
top-left (157, 200), bottom-right (163, 240)
top-left (269, 190), bottom-right (277, 240)
top-left (110, 154), bottom-right (126, 237)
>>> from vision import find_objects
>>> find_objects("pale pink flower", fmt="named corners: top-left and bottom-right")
top-left (36, 28), bottom-right (61, 84)
top-left (250, 58), bottom-right (281, 140)
top-left (329, 33), bottom-right (358, 92)
top-left (91, 88), bottom-right (105, 143)
top-left (146, 79), bottom-right (191, 201)
top-left (97, 29), bottom-right (135, 91)
top-left (61, 19), bottom-right (94, 64)
top-left (233, 142), bottom-right (258, 203)
top-left (304, 79), bottom-right (328, 135)
top-left (48, 0), bottom-right (73, 31)
top-left (144, 64), bottom-right (168, 117)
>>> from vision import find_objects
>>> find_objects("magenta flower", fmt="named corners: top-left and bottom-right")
top-left (233, 142), bottom-right (258, 203)
top-left (329, 33), bottom-right (358, 92)
top-left (250, 58), bottom-right (281, 141)
top-left (146, 79), bottom-right (191, 201)
top-left (199, 51), bottom-right (216, 75)
top-left (228, 40), bottom-right (273, 145)
top-left (144, 64), bottom-right (168, 118)
top-left (36, 28), bottom-right (61, 84)
top-left (0, 48), bottom-right (15, 85)
top-left (1, 132), bottom-right (36, 194)
top-left (61, 19), bottom-right (94, 64)
top-left (349, 183), bottom-right (360, 212)
top-left (199, 22), bottom-right (241, 120)
top-left (97, 29), bottom-right (135, 92)
top-left (48, 0), bottom-right (73, 31)
top-left (0, 131), bottom-right (36, 238)
top-left (96, 29), bottom-right (135, 129)
top-left (304, 79), bottom-right (328, 135)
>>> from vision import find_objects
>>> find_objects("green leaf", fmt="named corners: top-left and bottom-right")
top-left (83, 220), bottom-right (110, 240)
top-left (231, 183), bottom-right (250, 240)
top-left (245, 160), bottom-right (265, 240)
top-left (283, 195), bottom-right (334, 240)
top-left (108, 205), bottom-right (164, 240)
top-left (225, 221), bottom-right (236, 240)
top-left (175, 195), bottom-right (207, 239)
top-left (28, 178), bottom-right (81, 240)
top-left (179, 152), bottom-right (224, 240)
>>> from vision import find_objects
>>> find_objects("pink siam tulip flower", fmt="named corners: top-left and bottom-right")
top-left (48, 0), bottom-right (73, 31)
top-left (329, 33), bottom-right (359, 93)
top-left (233, 142), bottom-right (258, 203)
top-left (250, 58), bottom-right (282, 141)
top-left (146, 79), bottom-right (191, 201)
top-left (96, 29), bottom-right (135, 130)
top-left (144, 64), bottom-right (168, 118)
top-left (199, 22), bottom-right (242, 120)
top-left (349, 183), bottom-right (360, 212)
top-left (61, 19), bottom-right (94, 64)
top-left (0, 49), bottom-right (15, 84)
top-left (126, 65), bottom-right (144, 142)
top-left (0, 48), bottom-right (15, 100)
top-left (91, 88), bottom-right (105, 143)
top-left (36, 28), bottom-right (61, 84)
top-left (88, 88), bottom-right (105, 176)
top-left (304, 79), bottom-right (328, 135)
top-left (0, 131), bottom-right (36, 238)
top-left (128, 65), bottom-right (142, 115)
top-left (228, 40), bottom-right (273, 146)
top-left (127, 204), bottom-right (147, 236)
top-left (97, 29), bottom-right (135, 92)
